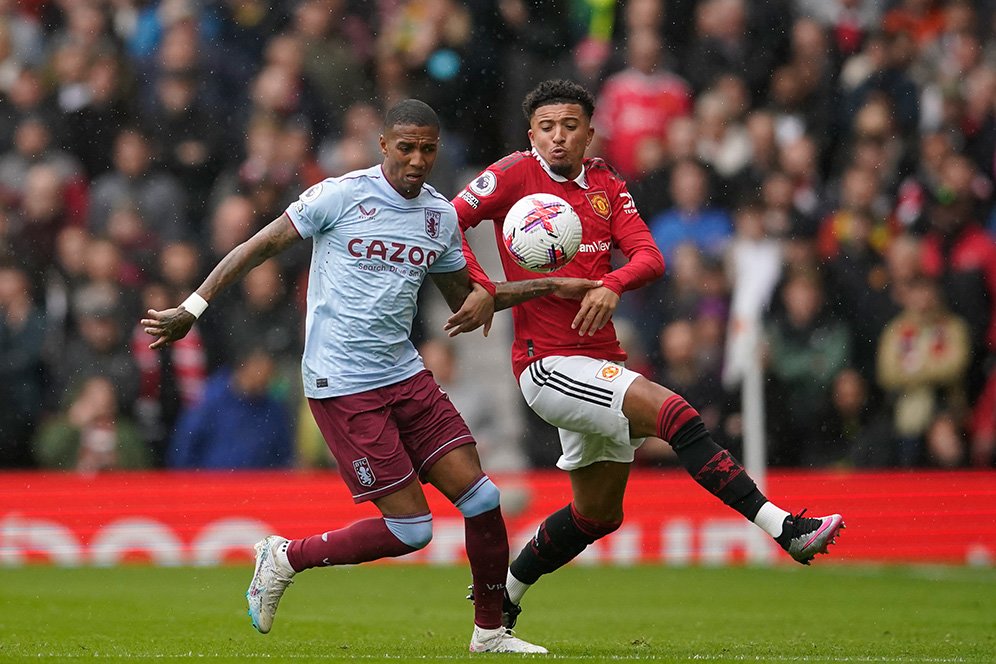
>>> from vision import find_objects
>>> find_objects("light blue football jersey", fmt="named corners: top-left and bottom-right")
top-left (285, 165), bottom-right (466, 398)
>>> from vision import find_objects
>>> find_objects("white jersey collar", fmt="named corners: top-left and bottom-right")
top-left (531, 148), bottom-right (589, 189)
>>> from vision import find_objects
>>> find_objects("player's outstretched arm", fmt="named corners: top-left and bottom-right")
top-left (444, 277), bottom-right (602, 338)
top-left (141, 214), bottom-right (302, 349)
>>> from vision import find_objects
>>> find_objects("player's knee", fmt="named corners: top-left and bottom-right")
top-left (454, 475), bottom-right (500, 518)
top-left (384, 514), bottom-right (433, 550)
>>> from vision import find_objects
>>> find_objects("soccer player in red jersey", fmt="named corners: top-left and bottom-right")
top-left (448, 80), bottom-right (845, 631)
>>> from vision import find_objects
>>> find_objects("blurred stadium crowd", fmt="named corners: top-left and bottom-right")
top-left (2, 0), bottom-right (996, 472)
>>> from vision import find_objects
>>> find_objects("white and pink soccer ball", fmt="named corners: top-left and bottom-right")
top-left (502, 193), bottom-right (583, 273)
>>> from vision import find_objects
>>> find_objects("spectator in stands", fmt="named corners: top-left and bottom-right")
top-left (778, 134), bottom-right (823, 222)
top-left (0, 263), bottom-right (46, 467)
top-left (207, 116), bottom-right (293, 222)
top-left (825, 367), bottom-right (894, 468)
top-left (0, 114), bottom-right (82, 197)
top-left (694, 89), bottom-right (751, 181)
top-left (0, 68), bottom-right (51, 154)
top-left (317, 101), bottom-right (382, 178)
top-left (289, 0), bottom-right (372, 123)
top-left (130, 280), bottom-right (206, 465)
top-left (33, 375), bottom-right (150, 473)
top-left (654, 319), bottom-right (732, 451)
top-left (62, 53), bottom-right (133, 178)
top-left (795, 0), bottom-right (884, 60)
top-left (495, 0), bottom-right (576, 153)
top-left (818, 164), bottom-right (895, 261)
top-left (88, 127), bottom-right (188, 242)
top-left (168, 343), bottom-right (293, 470)
top-left (223, 258), bottom-right (300, 376)
top-left (876, 275), bottom-right (971, 467)
top-left (591, 28), bottom-right (692, 181)
top-left (823, 206), bottom-right (898, 380)
top-left (56, 282), bottom-right (140, 416)
top-left (649, 157), bottom-right (733, 265)
top-left (764, 269), bottom-right (852, 466)
top-left (141, 67), bottom-right (224, 223)
top-left (683, 0), bottom-right (784, 97)
top-left (919, 154), bottom-right (996, 358)
top-left (9, 164), bottom-right (72, 292)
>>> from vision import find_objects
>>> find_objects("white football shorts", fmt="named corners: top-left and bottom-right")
top-left (518, 355), bottom-right (646, 471)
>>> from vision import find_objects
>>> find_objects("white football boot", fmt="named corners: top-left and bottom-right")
top-left (246, 535), bottom-right (295, 633)
top-left (469, 625), bottom-right (548, 654)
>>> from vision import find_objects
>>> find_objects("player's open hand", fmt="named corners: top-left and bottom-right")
top-left (572, 286), bottom-right (619, 336)
top-left (141, 307), bottom-right (197, 349)
top-left (549, 278), bottom-right (603, 300)
top-left (444, 283), bottom-right (495, 338)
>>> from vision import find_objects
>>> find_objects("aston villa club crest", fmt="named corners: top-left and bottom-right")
top-left (353, 457), bottom-right (376, 487)
top-left (425, 209), bottom-right (441, 238)
top-left (586, 191), bottom-right (611, 220)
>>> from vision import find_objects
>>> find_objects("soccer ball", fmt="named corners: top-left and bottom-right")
top-left (502, 193), bottom-right (583, 273)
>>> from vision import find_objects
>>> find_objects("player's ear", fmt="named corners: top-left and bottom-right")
top-left (379, 134), bottom-right (387, 155)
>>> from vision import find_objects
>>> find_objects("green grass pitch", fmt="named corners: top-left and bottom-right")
top-left (1, 564), bottom-right (993, 662)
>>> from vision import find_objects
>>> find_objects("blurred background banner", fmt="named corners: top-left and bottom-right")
top-left (3, 470), bottom-right (993, 567)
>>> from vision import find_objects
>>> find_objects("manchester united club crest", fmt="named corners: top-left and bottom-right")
top-left (597, 362), bottom-right (622, 382)
top-left (352, 457), bottom-right (376, 487)
top-left (425, 209), bottom-right (441, 238)
top-left (586, 191), bottom-right (611, 220)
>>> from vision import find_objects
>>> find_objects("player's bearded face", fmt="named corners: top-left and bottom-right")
top-left (380, 124), bottom-right (440, 199)
top-left (528, 103), bottom-right (593, 180)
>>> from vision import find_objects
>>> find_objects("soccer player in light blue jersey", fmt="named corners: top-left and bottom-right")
top-left (142, 99), bottom-right (599, 654)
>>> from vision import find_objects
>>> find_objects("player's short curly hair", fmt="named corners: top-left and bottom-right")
top-left (521, 79), bottom-right (596, 121)
top-left (384, 99), bottom-right (440, 131)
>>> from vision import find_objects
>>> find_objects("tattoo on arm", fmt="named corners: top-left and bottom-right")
top-left (494, 279), bottom-right (558, 311)
top-left (430, 268), bottom-right (474, 312)
top-left (197, 215), bottom-right (300, 302)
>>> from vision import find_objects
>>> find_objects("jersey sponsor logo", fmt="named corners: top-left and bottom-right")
top-left (586, 191), bottom-right (611, 220)
top-left (425, 209), bottom-right (441, 238)
top-left (620, 192), bottom-right (637, 214)
top-left (352, 457), bottom-right (376, 487)
top-left (347, 238), bottom-right (439, 267)
top-left (459, 190), bottom-right (479, 208)
top-left (359, 203), bottom-right (377, 218)
top-left (596, 362), bottom-right (622, 382)
top-left (301, 182), bottom-right (323, 203)
top-left (578, 240), bottom-right (611, 253)
top-left (468, 171), bottom-right (497, 197)
top-left (316, 378), bottom-right (329, 388)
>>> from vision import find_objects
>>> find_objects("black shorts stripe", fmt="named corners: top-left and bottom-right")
top-left (531, 359), bottom-right (614, 398)
top-left (528, 360), bottom-right (614, 408)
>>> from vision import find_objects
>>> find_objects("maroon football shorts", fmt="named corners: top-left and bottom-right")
top-left (308, 369), bottom-right (476, 503)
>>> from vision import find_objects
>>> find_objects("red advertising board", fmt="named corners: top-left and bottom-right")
top-left (1, 470), bottom-right (994, 566)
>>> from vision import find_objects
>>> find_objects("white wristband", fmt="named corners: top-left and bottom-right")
top-left (181, 292), bottom-right (209, 319)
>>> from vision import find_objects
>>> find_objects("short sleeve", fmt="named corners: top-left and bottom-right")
top-left (428, 207), bottom-right (467, 273)
top-left (285, 179), bottom-right (344, 238)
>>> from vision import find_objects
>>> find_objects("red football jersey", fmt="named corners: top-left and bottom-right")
top-left (452, 150), bottom-right (665, 378)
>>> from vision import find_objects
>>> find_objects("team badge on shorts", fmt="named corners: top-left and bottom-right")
top-left (353, 457), bottom-right (376, 486)
top-left (425, 209), bottom-right (441, 238)
top-left (586, 191), bottom-right (611, 220)
top-left (596, 362), bottom-right (622, 382)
